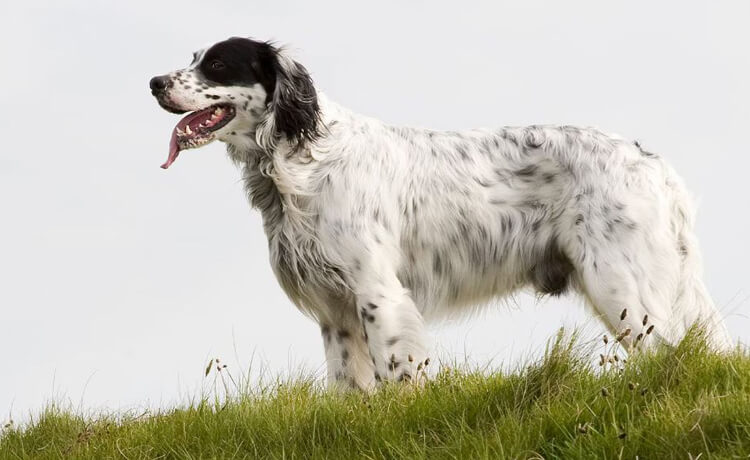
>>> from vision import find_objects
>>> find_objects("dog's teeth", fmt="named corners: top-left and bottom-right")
top-left (176, 128), bottom-right (184, 136)
top-left (185, 125), bottom-right (192, 134)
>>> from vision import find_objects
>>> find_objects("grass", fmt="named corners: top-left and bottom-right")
top-left (2, 327), bottom-right (749, 459)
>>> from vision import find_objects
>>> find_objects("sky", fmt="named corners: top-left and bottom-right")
top-left (1, 0), bottom-right (749, 422)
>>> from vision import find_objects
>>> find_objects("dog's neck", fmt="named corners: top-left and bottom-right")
top-left (224, 94), bottom-right (340, 239)
top-left (225, 93), bottom-right (361, 238)
top-left (225, 138), bottom-right (285, 239)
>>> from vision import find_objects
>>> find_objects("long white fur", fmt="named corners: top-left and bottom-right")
top-left (157, 44), bottom-right (733, 390)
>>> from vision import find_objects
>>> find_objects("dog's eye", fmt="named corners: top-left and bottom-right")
top-left (210, 60), bottom-right (225, 70)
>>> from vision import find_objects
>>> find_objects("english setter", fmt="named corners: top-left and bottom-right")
top-left (149, 37), bottom-right (732, 389)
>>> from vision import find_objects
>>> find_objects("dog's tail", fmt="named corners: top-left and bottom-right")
top-left (668, 172), bottom-right (733, 350)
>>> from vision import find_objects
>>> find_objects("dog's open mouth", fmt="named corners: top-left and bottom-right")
top-left (162, 104), bottom-right (236, 169)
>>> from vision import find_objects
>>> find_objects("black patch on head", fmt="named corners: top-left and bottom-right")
top-left (197, 37), bottom-right (321, 147)
top-left (197, 37), bottom-right (277, 97)
top-left (530, 239), bottom-right (574, 296)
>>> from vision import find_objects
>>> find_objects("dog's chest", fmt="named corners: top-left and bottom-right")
top-left (245, 171), bottom-right (346, 309)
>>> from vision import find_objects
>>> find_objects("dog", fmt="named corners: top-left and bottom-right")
top-left (150, 37), bottom-right (732, 389)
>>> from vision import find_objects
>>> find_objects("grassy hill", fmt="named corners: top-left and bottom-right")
top-left (2, 329), bottom-right (748, 459)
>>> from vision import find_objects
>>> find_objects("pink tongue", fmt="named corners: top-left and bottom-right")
top-left (161, 130), bottom-right (180, 169)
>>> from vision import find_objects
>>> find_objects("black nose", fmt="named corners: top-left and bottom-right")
top-left (149, 75), bottom-right (169, 93)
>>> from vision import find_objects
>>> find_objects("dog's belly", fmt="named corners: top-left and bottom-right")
top-left (396, 216), bottom-right (535, 319)
top-left (392, 170), bottom-right (574, 319)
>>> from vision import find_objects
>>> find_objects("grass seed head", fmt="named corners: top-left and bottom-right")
top-left (424, 358), bottom-right (431, 366)
top-left (628, 382), bottom-right (636, 390)
top-left (646, 325), bottom-right (655, 335)
top-left (408, 355), bottom-right (414, 362)
top-left (616, 328), bottom-right (632, 342)
top-left (636, 333), bottom-right (644, 342)
top-left (603, 334), bottom-right (609, 345)
top-left (620, 308), bottom-right (628, 320)
top-left (642, 314), bottom-right (649, 326)
top-left (601, 387), bottom-right (609, 397)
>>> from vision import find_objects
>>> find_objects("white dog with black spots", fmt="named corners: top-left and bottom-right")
top-left (150, 37), bottom-right (732, 390)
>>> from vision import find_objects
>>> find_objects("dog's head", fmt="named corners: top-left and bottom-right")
top-left (149, 37), bottom-right (320, 169)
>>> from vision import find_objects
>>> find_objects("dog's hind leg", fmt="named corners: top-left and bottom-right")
top-left (565, 181), bottom-right (732, 350)
top-left (563, 210), bottom-right (681, 349)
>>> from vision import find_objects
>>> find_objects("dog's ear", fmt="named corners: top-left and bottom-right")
top-left (257, 47), bottom-right (321, 151)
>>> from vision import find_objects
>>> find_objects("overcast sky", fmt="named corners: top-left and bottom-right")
top-left (1, 0), bottom-right (749, 421)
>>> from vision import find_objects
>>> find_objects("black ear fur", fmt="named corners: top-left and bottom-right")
top-left (268, 51), bottom-right (321, 148)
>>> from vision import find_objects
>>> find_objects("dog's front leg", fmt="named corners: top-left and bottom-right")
top-left (319, 315), bottom-right (377, 391)
top-left (353, 265), bottom-right (429, 384)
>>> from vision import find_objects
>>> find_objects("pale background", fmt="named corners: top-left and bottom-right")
top-left (1, 0), bottom-right (748, 422)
